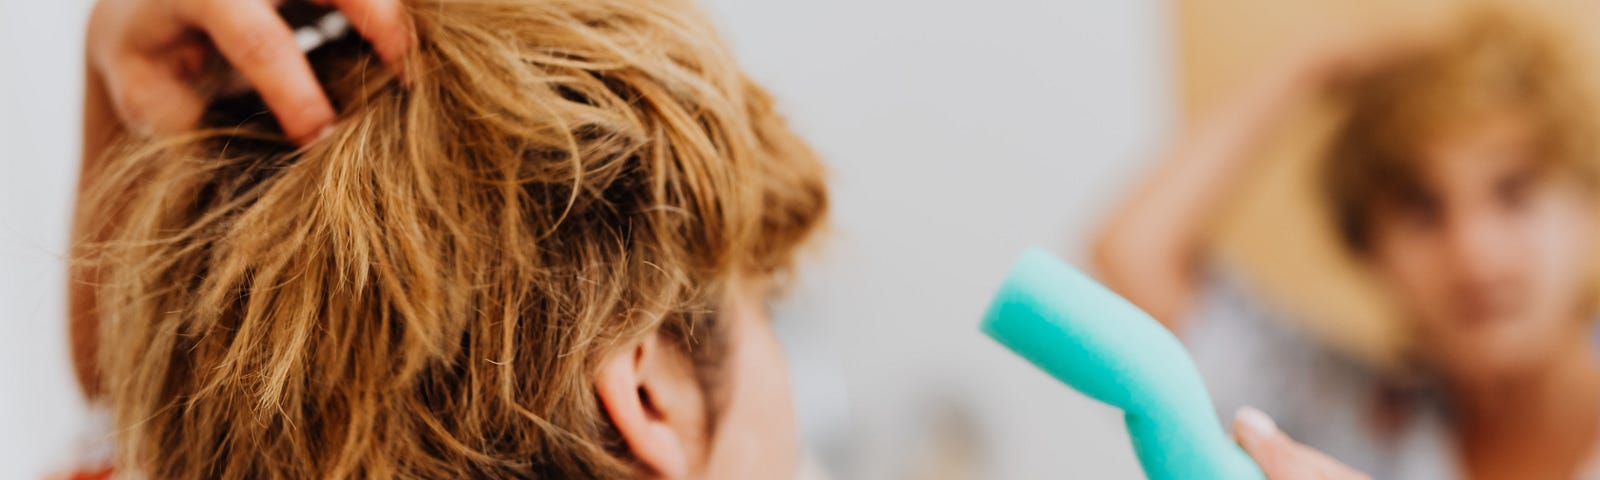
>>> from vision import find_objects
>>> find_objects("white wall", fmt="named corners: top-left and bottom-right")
top-left (701, 1), bottom-right (1172, 477)
top-left (0, 0), bottom-right (100, 478)
top-left (0, 1), bottom-right (1171, 478)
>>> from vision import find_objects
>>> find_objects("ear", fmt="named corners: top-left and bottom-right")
top-left (596, 330), bottom-right (709, 479)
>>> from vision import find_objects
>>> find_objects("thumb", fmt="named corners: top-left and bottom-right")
top-left (1233, 406), bottom-right (1372, 480)
top-left (1233, 406), bottom-right (1311, 480)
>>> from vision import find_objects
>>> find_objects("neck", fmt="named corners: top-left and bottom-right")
top-left (1452, 335), bottom-right (1600, 430)
top-left (1448, 330), bottom-right (1600, 478)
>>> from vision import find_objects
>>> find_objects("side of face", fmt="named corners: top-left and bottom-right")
top-left (1366, 113), bottom-right (1597, 382)
top-left (699, 277), bottom-right (800, 479)
top-left (596, 275), bottom-right (799, 479)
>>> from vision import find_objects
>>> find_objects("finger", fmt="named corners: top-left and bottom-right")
top-left (1233, 407), bottom-right (1315, 480)
top-left (181, 0), bottom-right (335, 143)
top-left (102, 55), bottom-right (208, 137)
top-left (1291, 446), bottom-right (1372, 480)
top-left (311, 0), bottom-right (414, 82)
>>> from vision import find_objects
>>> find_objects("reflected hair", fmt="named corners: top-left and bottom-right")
top-left (1323, 9), bottom-right (1599, 252)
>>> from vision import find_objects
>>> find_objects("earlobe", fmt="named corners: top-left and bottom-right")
top-left (596, 333), bottom-right (697, 479)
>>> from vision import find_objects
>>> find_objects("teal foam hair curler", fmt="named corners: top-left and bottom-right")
top-left (981, 248), bottom-right (1263, 480)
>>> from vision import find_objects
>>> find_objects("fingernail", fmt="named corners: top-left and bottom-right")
top-left (1235, 406), bottom-right (1278, 437)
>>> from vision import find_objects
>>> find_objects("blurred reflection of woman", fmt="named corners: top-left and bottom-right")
top-left (1096, 10), bottom-right (1600, 480)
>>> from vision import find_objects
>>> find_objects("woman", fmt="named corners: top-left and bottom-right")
top-left (73, 0), bottom-right (1355, 477)
top-left (1097, 9), bottom-right (1600, 480)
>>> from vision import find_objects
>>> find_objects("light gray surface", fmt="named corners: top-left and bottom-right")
top-left (1, 0), bottom-right (101, 478)
top-left (0, 1), bottom-right (1172, 478)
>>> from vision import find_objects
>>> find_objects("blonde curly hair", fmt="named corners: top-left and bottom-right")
top-left (1324, 9), bottom-right (1599, 251)
top-left (72, 0), bottom-right (827, 477)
